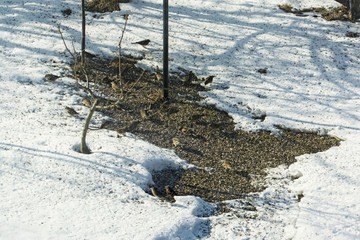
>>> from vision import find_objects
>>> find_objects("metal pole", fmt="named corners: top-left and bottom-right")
top-left (163, 0), bottom-right (169, 99)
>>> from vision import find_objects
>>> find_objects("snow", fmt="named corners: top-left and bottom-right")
top-left (1, 0), bottom-right (359, 239)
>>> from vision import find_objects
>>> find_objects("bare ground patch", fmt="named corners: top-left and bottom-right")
top-left (71, 56), bottom-right (340, 203)
top-left (279, 4), bottom-right (354, 21)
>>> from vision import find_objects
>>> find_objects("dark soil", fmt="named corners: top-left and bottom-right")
top-left (86, 0), bottom-right (121, 13)
top-left (73, 56), bottom-right (340, 203)
top-left (70, 0), bottom-right (342, 204)
top-left (279, 4), bottom-right (354, 22)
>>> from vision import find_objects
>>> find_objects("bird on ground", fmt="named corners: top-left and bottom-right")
top-left (82, 97), bottom-right (92, 108)
top-left (184, 71), bottom-right (198, 83)
top-left (84, 51), bottom-right (96, 59)
top-left (111, 81), bottom-right (121, 91)
top-left (100, 120), bottom-right (113, 129)
top-left (44, 74), bottom-right (60, 82)
top-left (65, 106), bottom-right (79, 116)
top-left (204, 75), bottom-right (215, 85)
top-left (132, 39), bottom-right (151, 47)
top-left (257, 68), bottom-right (268, 74)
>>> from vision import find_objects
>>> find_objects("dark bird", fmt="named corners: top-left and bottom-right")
top-left (100, 120), bottom-right (113, 129)
top-left (84, 51), bottom-right (96, 59)
top-left (44, 74), bottom-right (60, 82)
top-left (257, 68), bottom-right (268, 74)
top-left (132, 39), bottom-right (151, 47)
top-left (65, 106), bottom-right (79, 116)
top-left (184, 71), bottom-right (198, 83)
top-left (204, 75), bottom-right (215, 85)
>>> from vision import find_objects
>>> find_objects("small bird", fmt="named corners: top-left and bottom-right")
top-left (84, 51), bottom-right (96, 59)
top-left (204, 75), bottom-right (215, 85)
top-left (184, 71), bottom-right (198, 83)
top-left (172, 138), bottom-right (180, 147)
top-left (82, 97), bottom-right (92, 108)
top-left (132, 39), bottom-right (151, 47)
top-left (257, 68), bottom-right (268, 74)
top-left (223, 159), bottom-right (233, 170)
top-left (100, 120), bottom-right (113, 129)
top-left (44, 74), bottom-right (60, 82)
top-left (111, 81), bottom-right (121, 91)
top-left (65, 106), bottom-right (79, 116)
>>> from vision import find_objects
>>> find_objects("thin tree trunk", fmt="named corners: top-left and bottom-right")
top-left (349, 0), bottom-right (360, 21)
top-left (80, 98), bottom-right (99, 154)
top-left (118, 15), bottom-right (129, 97)
top-left (163, 0), bottom-right (169, 100)
top-left (334, 0), bottom-right (360, 21)
top-left (81, 0), bottom-right (86, 65)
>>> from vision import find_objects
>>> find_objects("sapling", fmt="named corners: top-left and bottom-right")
top-left (58, 20), bottom-right (127, 154)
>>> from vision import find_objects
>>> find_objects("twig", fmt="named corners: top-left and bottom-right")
top-left (124, 69), bottom-right (146, 95)
top-left (58, 24), bottom-right (75, 59)
top-left (118, 14), bottom-right (129, 91)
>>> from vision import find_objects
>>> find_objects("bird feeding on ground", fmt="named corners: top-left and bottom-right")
top-left (65, 106), bottom-right (79, 116)
top-left (132, 39), bottom-right (151, 47)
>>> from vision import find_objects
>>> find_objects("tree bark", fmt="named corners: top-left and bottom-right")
top-left (81, 0), bottom-right (86, 65)
top-left (80, 98), bottom-right (99, 154)
top-left (163, 0), bottom-right (169, 100)
top-left (350, 0), bottom-right (360, 21)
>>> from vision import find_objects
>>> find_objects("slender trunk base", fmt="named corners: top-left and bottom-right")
top-left (80, 99), bottom-right (99, 154)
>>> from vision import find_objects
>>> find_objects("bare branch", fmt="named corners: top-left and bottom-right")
top-left (124, 69), bottom-right (146, 95)
top-left (118, 14), bottom-right (129, 90)
top-left (58, 24), bottom-right (75, 59)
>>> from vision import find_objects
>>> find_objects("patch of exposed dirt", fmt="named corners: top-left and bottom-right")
top-left (279, 4), bottom-right (353, 22)
top-left (346, 31), bottom-right (359, 37)
top-left (86, 0), bottom-right (121, 13)
top-left (72, 56), bottom-right (340, 203)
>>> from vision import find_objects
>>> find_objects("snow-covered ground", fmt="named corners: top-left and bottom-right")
top-left (1, 0), bottom-right (359, 239)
